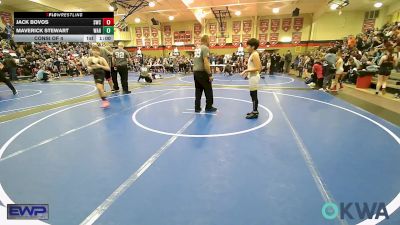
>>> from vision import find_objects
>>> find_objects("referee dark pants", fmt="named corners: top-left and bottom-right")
top-left (111, 67), bottom-right (119, 91)
top-left (0, 72), bottom-right (16, 93)
top-left (194, 71), bottom-right (213, 110)
top-left (116, 65), bottom-right (129, 92)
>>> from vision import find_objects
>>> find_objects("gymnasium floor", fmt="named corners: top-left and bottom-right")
top-left (0, 72), bottom-right (399, 225)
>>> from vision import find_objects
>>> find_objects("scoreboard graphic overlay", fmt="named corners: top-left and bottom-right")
top-left (13, 12), bottom-right (114, 42)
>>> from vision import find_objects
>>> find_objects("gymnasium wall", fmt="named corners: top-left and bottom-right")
top-left (310, 11), bottom-right (365, 40)
top-left (114, 3), bottom-right (400, 57)
top-left (391, 10), bottom-right (400, 23)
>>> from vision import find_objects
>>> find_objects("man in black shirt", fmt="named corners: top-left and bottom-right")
top-left (0, 60), bottom-right (17, 95)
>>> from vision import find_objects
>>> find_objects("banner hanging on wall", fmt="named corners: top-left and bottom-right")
top-left (259, 33), bottom-right (268, 46)
top-left (152, 38), bottom-right (159, 48)
top-left (243, 20), bottom-right (252, 33)
top-left (282, 18), bottom-right (292, 32)
top-left (0, 12), bottom-right (13, 28)
top-left (293, 17), bottom-right (304, 31)
top-left (135, 27), bottom-right (142, 38)
top-left (232, 34), bottom-right (241, 46)
top-left (259, 19), bottom-right (269, 33)
top-left (144, 39), bottom-right (151, 48)
top-left (292, 32), bottom-right (302, 44)
top-left (271, 19), bottom-right (280, 32)
top-left (210, 35), bottom-right (217, 47)
top-left (164, 37), bottom-right (172, 48)
top-left (362, 19), bottom-right (375, 32)
top-left (232, 21), bottom-right (241, 34)
top-left (143, 27), bottom-right (150, 37)
top-left (194, 23), bottom-right (202, 36)
top-left (242, 34), bottom-right (252, 46)
top-left (269, 33), bottom-right (279, 45)
top-left (194, 36), bottom-right (201, 46)
top-left (136, 39), bottom-right (143, 47)
top-left (209, 23), bottom-right (217, 35)
top-left (151, 27), bottom-right (158, 37)
top-left (164, 25), bottom-right (171, 36)
top-left (218, 37), bottom-right (226, 46)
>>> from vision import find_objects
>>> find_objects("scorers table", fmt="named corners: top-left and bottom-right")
top-left (13, 12), bottom-right (114, 43)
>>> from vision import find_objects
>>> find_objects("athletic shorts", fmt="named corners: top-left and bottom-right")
top-left (379, 68), bottom-right (391, 76)
top-left (248, 74), bottom-right (260, 91)
top-left (93, 69), bottom-right (105, 84)
top-left (105, 70), bottom-right (111, 80)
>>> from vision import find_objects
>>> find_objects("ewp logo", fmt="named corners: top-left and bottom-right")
top-left (7, 204), bottom-right (49, 220)
top-left (322, 202), bottom-right (389, 220)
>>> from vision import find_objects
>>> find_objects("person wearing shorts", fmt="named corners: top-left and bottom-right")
top-left (87, 45), bottom-right (111, 108)
top-left (241, 38), bottom-right (262, 119)
top-left (376, 48), bottom-right (398, 95)
top-left (330, 51), bottom-right (344, 92)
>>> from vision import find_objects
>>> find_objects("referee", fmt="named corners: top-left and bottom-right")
top-left (113, 42), bottom-right (131, 94)
top-left (193, 35), bottom-right (217, 113)
top-left (0, 60), bottom-right (17, 95)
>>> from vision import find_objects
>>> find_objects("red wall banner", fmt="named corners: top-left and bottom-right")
top-left (242, 34), bottom-right (251, 46)
top-left (173, 31), bottom-right (192, 44)
top-left (209, 23), bottom-right (217, 35)
top-left (282, 18), bottom-right (292, 32)
top-left (259, 33), bottom-right (268, 46)
top-left (232, 35), bottom-right (241, 47)
top-left (292, 32), bottom-right (302, 44)
top-left (152, 38), bottom-right (159, 48)
top-left (259, 19), bottom-right (269, 33)
top-left (218, 37), bottom-right (226, 46)
top-left (143, 27), bottom-right (150, 38)
top-left (151, 27), bottom-right (158, 37)
top-left (293, 18), bottom-right (304, 31)
top-left (144, 39), bottom-right (151, 48)
top-left (164, 25), bottom-right (171, 36)
top-left (271, 19), bottom-right (280, 32)
top-left (270, 33), bottom-right (279, 45)
top-left (164, 37), bottom-right (172, 48)
top-left (136, 39), bottom-right (142, 47)
top-left (194, 23), bottom-right (202, 36)
top-left (232, 21), bottom-right (241, 34)
top-left (135, 27), bottom-right (142, 38)
top-left (362, 19), bottom-right (375, 32)
top-left (210, 35), bottom-right (217, 47)
top-left (194, 36), bottom-right (201, 46)
top-left (243, 20), bottom-right (252, 33)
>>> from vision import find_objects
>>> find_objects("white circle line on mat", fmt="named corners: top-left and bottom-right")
top-left (131, 96), bottom-right (273, 138)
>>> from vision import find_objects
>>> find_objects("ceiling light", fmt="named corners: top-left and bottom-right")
top-left (374, 2), bottom-right (383, 8)
top-left (330, 3), bottom-right (339, 10)
top-left (272, 8), bottom-right (280, 14)
top-left (169, 15), bottom-right (174, 21)
top-left (135, 18), bottom-right (141, 23)
top-left (235, 11), bottom-right (241, 16)
top-left (183, 0), bottom-right (194, 4)
top-left (149, 1), bottom-right (156, 7)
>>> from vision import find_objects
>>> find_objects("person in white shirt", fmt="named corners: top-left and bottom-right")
top-left (241, 38), bottom-right (262, 119)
